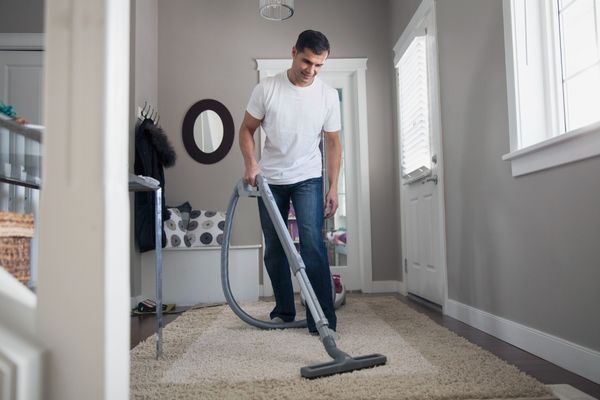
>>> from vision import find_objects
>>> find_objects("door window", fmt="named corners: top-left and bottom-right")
top-left (398, 34), bottom-right (432, 183)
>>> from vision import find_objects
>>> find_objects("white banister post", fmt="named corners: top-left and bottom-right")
top-left (37, 0), bottom-right (131, 399)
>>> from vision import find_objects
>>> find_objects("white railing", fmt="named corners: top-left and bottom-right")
top-left (0, 115), bottom-right (43, 214)
top-left (0, 116), bottom-right (43, 289)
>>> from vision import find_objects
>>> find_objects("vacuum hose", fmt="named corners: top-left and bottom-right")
top-left (220, 179), bottom-right (306, 329)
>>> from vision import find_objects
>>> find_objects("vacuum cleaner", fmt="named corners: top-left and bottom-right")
top-left (221, 175), bottom-right (386, 379)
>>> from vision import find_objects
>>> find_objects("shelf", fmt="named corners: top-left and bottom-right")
top-left (128, 174), bottom-right (160, 192)
top-left (128, 173), bottom-right (164, 359)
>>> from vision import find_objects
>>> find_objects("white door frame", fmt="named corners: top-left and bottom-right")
top-left (255, 58), bottom-right (374, 294)
top-left (394, 0), bottom-right (449, 310)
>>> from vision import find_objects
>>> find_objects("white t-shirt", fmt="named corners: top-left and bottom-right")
top-left (246, 71), bottom-right (341, 185)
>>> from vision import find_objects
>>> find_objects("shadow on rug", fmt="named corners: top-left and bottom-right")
top-left (130, 295), bottom-right (555, 400)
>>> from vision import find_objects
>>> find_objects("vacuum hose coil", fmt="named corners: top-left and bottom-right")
top-left (220, 179), bottom-right (306, 329)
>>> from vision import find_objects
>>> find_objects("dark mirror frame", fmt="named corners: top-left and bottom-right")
top-left (182, 99), bottom-right (234, 165)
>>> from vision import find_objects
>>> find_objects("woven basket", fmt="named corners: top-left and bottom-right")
top-left (0, 212), bottom-right (34, 285)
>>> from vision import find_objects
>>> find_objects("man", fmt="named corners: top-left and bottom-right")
top-left (239, 30), bottom-right (342, 334)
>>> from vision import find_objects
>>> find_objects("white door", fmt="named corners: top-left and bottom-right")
top-left (0, 50), bottom-right (44, 213)
top-left (397, 5), bottom-right (446, 306)
top-left (404, 175), bottom-right (443, 305)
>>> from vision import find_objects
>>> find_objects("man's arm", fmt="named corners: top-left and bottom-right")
top-left (324, 130), bottom-right (342, 218)
top-left (239, 111), bottom-right (263, 186)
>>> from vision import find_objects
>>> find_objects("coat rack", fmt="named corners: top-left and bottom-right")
top-left (138, 101), bottom-right (160, 126)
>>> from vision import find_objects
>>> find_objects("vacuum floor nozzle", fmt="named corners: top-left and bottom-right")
top-left (300, 353), bottom-right (387, 379)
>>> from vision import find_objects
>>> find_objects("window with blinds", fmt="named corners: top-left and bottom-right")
top-left (557, 0), bottom-right (600, 133)
top-left (398, 34), bottom-right (432, 182)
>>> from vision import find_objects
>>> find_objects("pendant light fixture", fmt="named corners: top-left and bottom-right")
top-left (259, 0), bottom-right (294, 21)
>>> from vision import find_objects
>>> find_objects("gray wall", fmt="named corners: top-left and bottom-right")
top-left (391, 0), bottom-right (600, 351)
top-left (157, 0), bottom-right (400, 281)
top-left (0, 0), bottom-right (44, 32)
top-left (389, 0), bottom-right (422, 46)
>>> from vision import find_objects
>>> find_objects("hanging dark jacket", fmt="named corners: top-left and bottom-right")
top-left (134, 118), bottom-right (176, 252)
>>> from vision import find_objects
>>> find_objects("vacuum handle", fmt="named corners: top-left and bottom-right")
top-left (255, 175), bottom-right (304, 275)
top-left (236, 178), bottom-right (261, 197)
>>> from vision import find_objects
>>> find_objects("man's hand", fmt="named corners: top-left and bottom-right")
top-left (324, 188), bottom-right (339, 219)
top-left (244, 164), bottom-right (262, 187)
top-left (324, 130), bottom-right (342, 219)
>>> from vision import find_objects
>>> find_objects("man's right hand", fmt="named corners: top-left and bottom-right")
top-left (244, 164), bottom-right (261, 187)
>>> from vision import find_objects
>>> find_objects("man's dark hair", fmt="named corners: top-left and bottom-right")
top-left (295, 30), bottom-right (330, 55)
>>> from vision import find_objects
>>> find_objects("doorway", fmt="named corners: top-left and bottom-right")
top-left (256, 58), bottom-right (372, 294)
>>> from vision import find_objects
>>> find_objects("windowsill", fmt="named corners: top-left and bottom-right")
top-left (502, 121), bottom-right (600, 177)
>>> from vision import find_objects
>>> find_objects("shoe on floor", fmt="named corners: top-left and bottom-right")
top-left (271, 317), bottom-right (285, 323)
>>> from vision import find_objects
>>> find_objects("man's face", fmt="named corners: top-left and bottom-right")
top-left (289, 47), bottom-right (328, 87)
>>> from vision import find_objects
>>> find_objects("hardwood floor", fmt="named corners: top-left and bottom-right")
top-left (130, 307), bottom-right (188, 350)
top-left (130, 295), bottom-right (600, 399)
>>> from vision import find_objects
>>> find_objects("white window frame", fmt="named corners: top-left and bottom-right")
top-left (502, 0), bottom-right (600, 177)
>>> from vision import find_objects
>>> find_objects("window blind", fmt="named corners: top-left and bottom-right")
top-left (398, 35), bottom-right (432, 180)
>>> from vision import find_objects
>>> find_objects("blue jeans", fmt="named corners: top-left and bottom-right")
top-left (258, 177), bottom-right (337, 332)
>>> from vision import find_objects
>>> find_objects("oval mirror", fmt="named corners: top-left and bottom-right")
top-left (182, 99), bottom-right (234, 164)
top-left (193, 110), bottom-right (223, 153)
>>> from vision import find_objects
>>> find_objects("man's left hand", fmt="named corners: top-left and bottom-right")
top-left (324, 190), bottom-right (338, 219)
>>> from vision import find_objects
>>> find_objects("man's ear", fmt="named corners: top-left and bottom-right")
top-left (291, 46), bottom-right (297, 58)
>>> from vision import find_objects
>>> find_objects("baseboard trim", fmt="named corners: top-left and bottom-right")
top-left (445, 299), bottom-right (600, 385)
top-left (398, 278), bottom-right (407, 296)
top-left (259, 285), bottom-right (266, 298)
top-left (371, 280), bottom-right (402, 293)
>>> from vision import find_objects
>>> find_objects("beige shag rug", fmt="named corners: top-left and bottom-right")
top-left (130, 295), bottom-right (555, 400)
